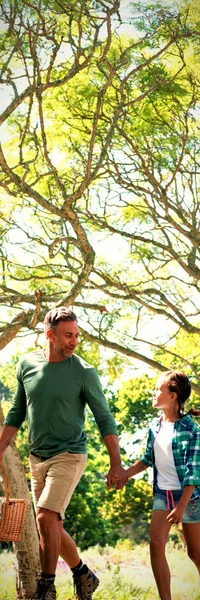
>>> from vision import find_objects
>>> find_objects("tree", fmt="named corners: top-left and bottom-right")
top-left (0, 0), bottom-right (200, 390)
top-left (0, 2), bottom-right (200, 592)
top-left (0, 404), bottom-right (40, 598)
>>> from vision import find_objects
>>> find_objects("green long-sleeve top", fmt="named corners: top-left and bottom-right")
top-left (4, 351), bottom-right (118, 456)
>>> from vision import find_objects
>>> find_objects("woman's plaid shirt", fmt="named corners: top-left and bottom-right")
top-left (141, 414), bottom-right (200, 500)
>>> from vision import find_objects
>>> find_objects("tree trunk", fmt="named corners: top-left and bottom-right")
top-left (0, 404), bottom-right (40, 599)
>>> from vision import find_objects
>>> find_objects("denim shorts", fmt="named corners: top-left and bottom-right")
top-left (153, 485), bottom-right (200, 523)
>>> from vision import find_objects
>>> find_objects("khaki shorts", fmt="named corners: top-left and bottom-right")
top-left (29, 451), bottom-right (87, 519)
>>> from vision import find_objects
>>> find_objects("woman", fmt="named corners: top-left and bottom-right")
top-left (124, 370), bottom-right (200, 600)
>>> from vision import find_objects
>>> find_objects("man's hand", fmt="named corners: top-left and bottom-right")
top-left (103, 434), bottom-right (128, 489)
top-left (106, 465), bottom-right (128, 490)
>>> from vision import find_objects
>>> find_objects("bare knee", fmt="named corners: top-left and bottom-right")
top-left (36, 509), bottom-right (58, 535)
top-left (36, 510), bottom-right (49, 534)
top-left (150, 536), bottom-right (166, 556)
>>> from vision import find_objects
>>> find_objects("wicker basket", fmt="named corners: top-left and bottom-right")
top-left (0, 465), bottom-right (27, 542)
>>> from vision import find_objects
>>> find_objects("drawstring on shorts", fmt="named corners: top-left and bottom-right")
top-left (166, 490), bottom-right (175, 511)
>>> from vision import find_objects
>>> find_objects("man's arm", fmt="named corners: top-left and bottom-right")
top-left (0, 425), bottom-right (19, 463)
top-left (84, 369), bottom-right (126, 488)
top-left (84, 369), bottom-right (118, 438)
top-left (103, 434), bottom-right (127, 490)
top-left (3, 364), bottom-right (26, 431)
top-left (1, 362), bottom-right (26, 463)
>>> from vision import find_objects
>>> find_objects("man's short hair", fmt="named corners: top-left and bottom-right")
top-left (44, 307), bottom-right (78, 331)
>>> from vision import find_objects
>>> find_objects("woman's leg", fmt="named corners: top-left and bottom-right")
top-left (150, 510), bottom-right (171, 600)
top-left (182, 522), bottom-right (200, 574)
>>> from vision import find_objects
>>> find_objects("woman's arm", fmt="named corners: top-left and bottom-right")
top-left (125, 459), bottom-right (149, 482)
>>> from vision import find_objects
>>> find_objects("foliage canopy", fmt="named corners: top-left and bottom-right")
top-left (0, 0), bottom-right (200, 390)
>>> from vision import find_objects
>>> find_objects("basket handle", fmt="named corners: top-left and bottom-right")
top-left (0, 464), bottom-right (10, 503)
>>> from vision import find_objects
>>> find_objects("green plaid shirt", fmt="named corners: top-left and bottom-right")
top-left (141, 415), bottom-right (200, 500)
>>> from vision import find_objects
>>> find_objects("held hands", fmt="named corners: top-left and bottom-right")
top-left (106, 465), bottom-right (128, 490)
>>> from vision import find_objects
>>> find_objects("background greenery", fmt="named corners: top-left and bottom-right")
top-left (0, 0), bottom-right (200, 387)
top-left (0, 1), bottom-right (200, 596)
top-left (1, 541), bottom-right (200, 600)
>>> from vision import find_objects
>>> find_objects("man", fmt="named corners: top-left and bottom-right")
top-left (0, 307), bottom-right (126, 600)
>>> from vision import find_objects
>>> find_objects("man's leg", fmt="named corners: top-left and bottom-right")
top-left (30, 507), bottom-right (60, 599)
top-left (149, 510), bottom-right (172, 600)
top-left (30, 452), bottom-right (86, 572)
top-left (31, 453), bottom-right (99, 598)
top-left (59, 522), bottom-right (81, 567)
top-left (35, 508), bottom-right (100, 600)
top-left (58, 521), bottom-right (99, 599)
top-left (182, 522), bottom-right (200, 574)
top-left (36, 507), bottom-right (61, 574)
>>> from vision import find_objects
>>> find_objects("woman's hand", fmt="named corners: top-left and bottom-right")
top-left (166, 503), bottom-right (186, 524)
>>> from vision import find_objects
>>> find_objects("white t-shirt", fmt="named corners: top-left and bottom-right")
top-left (154, 420), bottom-right (181, 490)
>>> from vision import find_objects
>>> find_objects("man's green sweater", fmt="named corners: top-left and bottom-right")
top-left (5, 351), bottom-right (118, 456)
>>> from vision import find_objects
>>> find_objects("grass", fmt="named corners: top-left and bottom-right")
top-left (0, 540), bottom-right (200, 599)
